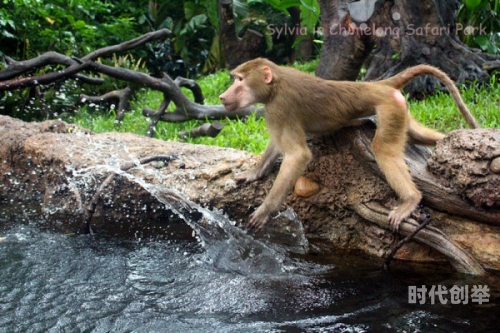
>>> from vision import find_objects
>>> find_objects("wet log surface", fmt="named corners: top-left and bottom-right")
top-left (1, 115), bottom-right (499, 274)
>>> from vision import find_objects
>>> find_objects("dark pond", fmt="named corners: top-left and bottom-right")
top-left (1, 219), bottom-right (499, 333)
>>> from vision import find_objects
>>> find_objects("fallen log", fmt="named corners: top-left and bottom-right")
top-left (1, 115), bottom-right (499, 274)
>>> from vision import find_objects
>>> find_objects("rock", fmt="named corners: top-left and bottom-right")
top-left (491, 156), bottom-right (500, 174)
top-left (294, 176), bottom-right (320, 198)
top-left (429, 129), bottom-right (500, 209)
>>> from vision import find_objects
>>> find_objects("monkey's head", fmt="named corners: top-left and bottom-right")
top-left (219, 58), bottom-right (277, 111)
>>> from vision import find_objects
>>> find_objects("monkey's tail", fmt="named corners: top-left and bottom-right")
top-left (383, 65), bottom-right (480, 129)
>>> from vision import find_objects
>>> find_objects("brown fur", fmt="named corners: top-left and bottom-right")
top-left (219, 58), bottom-right (480, 231)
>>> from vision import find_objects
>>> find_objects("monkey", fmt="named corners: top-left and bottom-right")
top-left (219, 58), bottom-right (480, 232)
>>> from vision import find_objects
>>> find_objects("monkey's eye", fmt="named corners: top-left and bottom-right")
top-left (234, 75), bottom-right (243, 82)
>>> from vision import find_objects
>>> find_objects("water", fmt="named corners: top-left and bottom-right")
top-left (1, 137), bottom-right (499, 332)
top-left (1, 222), bottom-right (499, 333)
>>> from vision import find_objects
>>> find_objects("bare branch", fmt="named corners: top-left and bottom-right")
top-left (87, 61), bottom-right (263, 123)
top-left (143, 98), bottom-right (171, 138)
top-left (1, 52), bottom-right (103, 84)
top-left (0, 29), bottom-right (262, 132)
top-left (383, 214), bottom-right (432, 270)
top-left (353, 202), bottom-right (485, 275)
top-left (80, 87), bottom-right (132, 122)
top-left (0, 29), bottom-right (171, 84)
top-left (73, 74), bottom-right (105, 85)
top-left (178, 122), bottom-right (224, 139)
top-left (0, 61), bottom-right (91, 91)
top-left (82, 29), bottom-right (171, 61)
top-left (174, 76), bottom-right (204, 104)
top-left (1, 52), bottom-right (75, 80)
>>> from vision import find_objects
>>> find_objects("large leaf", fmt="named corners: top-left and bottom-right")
top-left (201, 0), bottom-right (220, 34)
top-left (266, 0), bottom-right (319, 32)
top-left (184, 1), bottom-right (206, 20)
top-left (266, 0), bottom-right (301, 11)
top-left (233, 0), bottom-right (249, 18)
top-left (300, 0), bottom-right (319, 33)
top-left (188, 14), bottom-right (208, 32)
top-left (474, 35), bottom-right (490, 50)
top-left (466, 0), bottom-right (483, 10)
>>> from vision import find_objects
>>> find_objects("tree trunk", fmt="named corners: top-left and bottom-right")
top-left (2, 115), bottom-right (500, 275)
top-left (316, 0), bottom-right (500, 98)
top-left (219, 0), bottom-right (266, 69)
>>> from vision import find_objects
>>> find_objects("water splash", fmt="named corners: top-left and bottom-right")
top-left (123, 175), bottom-right (304, 276)
top-left (60, 136), bottom-right (309, 275)
top-left (3, 130), bottom-right (309, 276)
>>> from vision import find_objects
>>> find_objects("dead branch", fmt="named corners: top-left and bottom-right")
top-left (174, 76), bottom-right (204, 104)
top-left (0, 60), bottom-right (91, 91)
top-left (383, 214), bottom-right (432, 270)
top-left (81, 29), bottom-right (171, 61)
top-left (144, 97), bottom-right (170, 138)
top-left (80, 87), bottom-right (132, 122)
top-left (86, 61), bottom-right (263, 122)
top-left (2, 53), bottom-right (104, 85)
top-left (2, 52), bottom-right (76, 80)
top-left (353, 202), bottom-right (485, 275)
top-left (178, 122), bottom-right (224, 139)
top-left (0, 29), bottom-right (171, 86)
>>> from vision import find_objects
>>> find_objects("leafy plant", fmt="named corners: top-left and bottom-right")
top-left (143, 0), bottom-right (215, 78)
top-left (457, 0), bottom-right (500, 54)
top-left (0, 0), bottom-right (142, 59)
top-left (265, 0), bottom-right (320, 46)
top-left (173, 2), bottom-right (212, 76)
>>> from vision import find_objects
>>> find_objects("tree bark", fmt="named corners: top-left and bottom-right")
top-left (316, 0), bottom-right (500, 98)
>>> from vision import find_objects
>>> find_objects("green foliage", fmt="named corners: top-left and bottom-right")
top-left (290, 58), bottom-right (319, 74)
top-left (0, 0), bottom-right (144, 59)
top-left (143, 0), bottom-right (217, 77)
top-left (265, 0), bottom-right (320, 46)
top-left (0, 0), bottom-right (316, 76)
top-left (457, 0), bottom-right (500, 54)
top-left (172, 1), bottom-right (213, 75)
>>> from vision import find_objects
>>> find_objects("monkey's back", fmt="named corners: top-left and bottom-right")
top-left (271, 67), bottom-right (394, 134)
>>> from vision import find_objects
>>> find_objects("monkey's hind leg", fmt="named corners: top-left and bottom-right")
top-left (407, 114), bottom-right (445, 145)
top-left (372, 104), bottom-right (422, 232)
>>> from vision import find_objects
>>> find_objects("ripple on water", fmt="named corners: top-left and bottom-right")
top-left (0, 224), bottom-right (499, 333)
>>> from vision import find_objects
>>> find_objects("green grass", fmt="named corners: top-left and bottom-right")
top-left (67, 60), bottom-right (499, 155)
top-left (409, 78), bottom-right (500, 132)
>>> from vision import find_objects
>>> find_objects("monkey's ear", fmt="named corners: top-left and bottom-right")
top-left (263, 66), bottom-right (273, 84)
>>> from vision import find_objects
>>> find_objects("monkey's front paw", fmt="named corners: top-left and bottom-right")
top-left (388, 210), bottom-right (404, 232)
top-left (247, 206), bottom-right (271, 231)
top-left (235, 170), bottom-right (261, 184)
